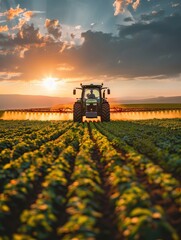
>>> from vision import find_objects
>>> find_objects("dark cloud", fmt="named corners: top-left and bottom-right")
top-left (45, 19), bottom-right (62, 40)
top-left (63, 14), bottom-right (181, 78)
top-left (124, 17), bottom-right (134, 22)
top-left (120, 14), bottom-right (181, 38)
top-left (141, 10), bottom-right (165, 21)
top-left (15, 23), bottom-right (44, 44)
top-left (0, 23), bottom-right (48, 53)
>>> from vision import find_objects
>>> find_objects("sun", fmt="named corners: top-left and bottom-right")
top-left (42, 76), bottom-right (57, 90)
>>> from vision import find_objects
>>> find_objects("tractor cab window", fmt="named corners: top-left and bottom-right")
top-left (84, 88), bottom-right (100, 100)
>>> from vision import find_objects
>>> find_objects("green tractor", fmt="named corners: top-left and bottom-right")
top-left (73, 83), bottom-right (111, 122)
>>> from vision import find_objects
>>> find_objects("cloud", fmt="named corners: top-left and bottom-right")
top-left (12, 19), bottom-right (27, 31)
top-left (0, 23), bottom-right (45, 64)
top-left (14, 24), bottom-right (43, 45)
top-left (0, 4), bottom-right (34, 32)
top-left (22, 11), bottom-right (34, 21)
top-left (56, 64), bottom-right (74, 72)
top-left (0, 20), bottom-right (65, 80)
top-left (75, 25), bottom-right (82, 30)
top-left (2, 5), bottom-right (25, 20)
top-left (0, 5), bottom-right (34, 33)
top-left (141, 10), bottom-right (165, 21)
top-left (113, 0), bottom-right (140, 15)
top-left (124, 17), bottom-right (134, 22)
top-left (132, 0), bottom-right (140, 10)
top-left (45, 19), bottom-right (62, 40)
top-left (0, 25), bottom-right (8, 32)
top-left (0, 71), bottom-right (22, 80)
top-left (12, 10), bottom-right (34, 31)
top-left (172, 3), bottom-right (180, 8)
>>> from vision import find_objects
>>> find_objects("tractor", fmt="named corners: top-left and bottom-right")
top-left (73, 83), bottom-right (110, 122)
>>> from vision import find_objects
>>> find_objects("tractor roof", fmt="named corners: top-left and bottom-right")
top-left (74, 83), bottom-right (109, 90)
top-left (81, 83), bottom-right (103, 88)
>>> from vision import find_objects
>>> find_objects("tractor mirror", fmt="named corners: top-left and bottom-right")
top-left (107, 89), bottom-right (110, 94)
top-left (103, 90), bottom-right (105, 98)
top-left (73, 89), bottom-right (76, 95)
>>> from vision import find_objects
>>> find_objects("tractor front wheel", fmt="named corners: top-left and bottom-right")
top-left (73, 102), bottom-right (82, 122)
top-left (101, 102), bottom-right (110, 122)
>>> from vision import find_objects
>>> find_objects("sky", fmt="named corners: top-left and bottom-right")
top-left (0, 0), bottom-right (181, 99)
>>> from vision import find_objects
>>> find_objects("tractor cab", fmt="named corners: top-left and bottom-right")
top-left (73, 83), bottom-right (110, 122)
top-left (83, 87), bottom-right (100, 118)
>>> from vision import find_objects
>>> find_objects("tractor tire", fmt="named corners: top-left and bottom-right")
top-left (73, 102), bottom-right (82, 122)
top-left (101, 102), bottom-right (110, 122)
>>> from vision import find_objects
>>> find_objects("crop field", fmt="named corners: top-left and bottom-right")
top-left (0, 119), bottom-right (180, 240)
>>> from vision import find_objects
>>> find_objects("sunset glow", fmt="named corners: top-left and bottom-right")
top-left (42, 77), bottom-right (57, 91)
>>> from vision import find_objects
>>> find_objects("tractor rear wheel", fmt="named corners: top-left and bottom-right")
top-left (101, 102), bottom-right (110, 122)
top-left (73, 102), bottom-right (82, 122)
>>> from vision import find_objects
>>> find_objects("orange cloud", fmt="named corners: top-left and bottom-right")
top-left (12, 11), bottom-right (34, 30)
top-left (132, 0), bottom-right (140, 10)
top-left (2, 5), bottom-right (33, 27)
top-left (45, 19), bottom-right (59, 28)
top-left (5, 5), bottom-right (25, 20)
top-left (23, 11), bottom-right (34, 21)
top-left (0, 25), bottom-right (9, 32)
top-left (113, 0), bottom-right (140, 15)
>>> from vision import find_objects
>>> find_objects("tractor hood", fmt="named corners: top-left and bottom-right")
top-left (86, 99), bottom-right (97, 105)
